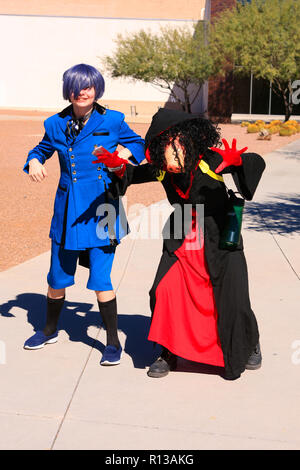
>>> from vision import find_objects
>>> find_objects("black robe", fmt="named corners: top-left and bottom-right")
top-left (109, 110), bottom-right (266, 379)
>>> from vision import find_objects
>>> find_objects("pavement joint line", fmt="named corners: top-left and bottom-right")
top-left (254, 205), bottom-right (300, 281)
top-left (0, 410), bottom-right (62, 421)
top-left (49, 218), bottom-right (141, 450)
top-left (49, 334), bottom-right (100, 450)
top-left (54, 417), bottom-right (300, 447)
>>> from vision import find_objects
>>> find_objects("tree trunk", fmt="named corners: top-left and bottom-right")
top-left (183, 87), bottom-right (192, 113)
top-left (274, 80), bottom-right (293, 122)
top-left (283, 90), bottom-right (293, 122)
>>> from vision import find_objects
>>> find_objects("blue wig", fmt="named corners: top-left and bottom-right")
top-left (63, 64), bottom-right (105, 101)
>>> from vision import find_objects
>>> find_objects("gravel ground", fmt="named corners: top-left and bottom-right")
top-left (1, 115), bottom-right (299, 271)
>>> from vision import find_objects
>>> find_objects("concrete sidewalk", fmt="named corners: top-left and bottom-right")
top-left (0, 140), bottom-right (300, 450)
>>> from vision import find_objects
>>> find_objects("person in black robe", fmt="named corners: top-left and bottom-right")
top-left (92, 109), bottom-right (266, 380)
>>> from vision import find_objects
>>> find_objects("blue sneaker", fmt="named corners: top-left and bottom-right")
top-left (100, 345), bottom-right (122, 366)
top-left (24, 330), bottom-right (58, 350)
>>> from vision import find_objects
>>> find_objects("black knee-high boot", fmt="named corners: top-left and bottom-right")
top-left (43, 296), bottom-right (65, 336)
top-left (97, 297), bottom-right (120, 349)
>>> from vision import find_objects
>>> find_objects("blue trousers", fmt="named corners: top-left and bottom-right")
top-left (47, 241), bottom-right (116, 291)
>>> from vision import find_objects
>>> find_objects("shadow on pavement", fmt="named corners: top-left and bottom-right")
top-left (245, 193), bottom-right (300, 235)
top-left (176, 358), bottom-right (225, 378)
top-left (0, 294), bottom-right (226, 377)
top-left (0, 293), bottom-right (157, 369)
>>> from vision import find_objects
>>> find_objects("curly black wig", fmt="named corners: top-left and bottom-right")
top-left (147, 118), bottom-right (221, 174)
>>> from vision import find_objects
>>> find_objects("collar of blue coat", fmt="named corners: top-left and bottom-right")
top-left (57, 102), bottom-right (107, 145)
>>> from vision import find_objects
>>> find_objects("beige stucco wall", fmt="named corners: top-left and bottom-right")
top-left (0, 1), bottom-right (209, 116)
top-left (0, 0), bottom-right (205, 20)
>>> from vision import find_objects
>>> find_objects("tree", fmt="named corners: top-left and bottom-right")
top-left (210, 0), bottom-right (300, 121)
top-left (103, 23), bottom-right (221, 113)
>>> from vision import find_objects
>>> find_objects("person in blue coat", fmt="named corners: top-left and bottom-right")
top-left (23, 64), bottom-right (145, 365)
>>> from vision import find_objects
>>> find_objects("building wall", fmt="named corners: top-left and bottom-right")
top-left (0, 0), bottom-right (205, 20)
top-left (210, 0), bottom-right (236, 19)
top-left (0, 0), bottom-right (207, 117)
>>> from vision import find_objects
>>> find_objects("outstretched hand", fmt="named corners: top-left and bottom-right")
top-left (92, 146), bottom-right (128, 178)
top-left (210, 139), bottom-right (248, 174)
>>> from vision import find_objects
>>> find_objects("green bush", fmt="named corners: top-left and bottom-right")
top-left (247, 124), bottom-right (260, 133)
top-left (268, 125), bottom-right (280, 134)
top-left (279, 127), bottom-right (294, 136)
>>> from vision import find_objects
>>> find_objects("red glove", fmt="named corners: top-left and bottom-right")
top-left (92, 146), bottom-right (128, 178)
top-left (210, 138), bottom-right (248, 174)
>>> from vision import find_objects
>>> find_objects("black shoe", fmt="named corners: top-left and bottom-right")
top-left (223, 372), bottom-right (241, 381)
top-left (245, 343), bottom-right (262, 370)
top-left (147, 350), bottom-right (177, 378)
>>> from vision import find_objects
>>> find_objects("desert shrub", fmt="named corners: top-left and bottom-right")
top-left (279, 127), bottom-right (294, 136)
top-left (247, 124), bottom-right (260, 133)
top-left (268, 125), bottom-right (280, 134)
top-left (281, 122), bottom-right (297, 133)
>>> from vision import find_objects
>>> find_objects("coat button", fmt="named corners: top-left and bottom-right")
top-left (69, 148), bottom-right (73, 152)
top-left (71, 155), bottom-right (75, 159)
top-left (71, 163), bottom-right (75, 167)
top-left (97, 166), bottom-right (101, 171)
top-left (98, 175), bottom-right (102, 179)
top-left (72, 170), bottom-right (76, 175)
top-left (73, 178), bottom-right (77, 182)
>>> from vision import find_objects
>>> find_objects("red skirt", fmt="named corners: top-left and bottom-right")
top-left (148, 213), bottom-right (225, 367)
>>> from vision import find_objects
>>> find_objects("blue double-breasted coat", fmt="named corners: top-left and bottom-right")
top-left (24, 103), bottom-right (145, 250)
